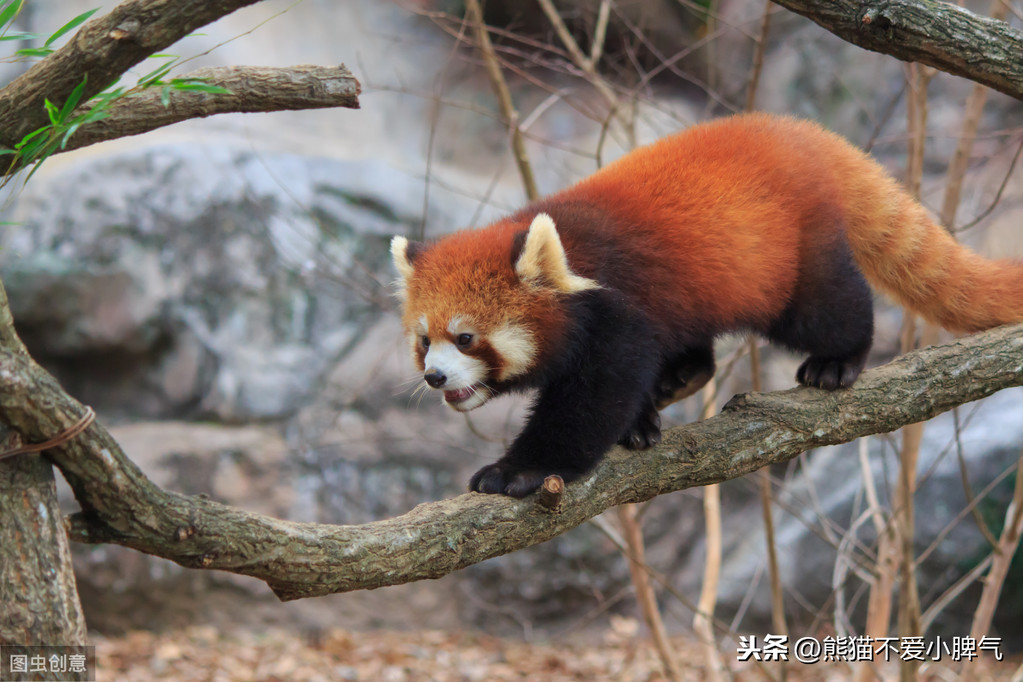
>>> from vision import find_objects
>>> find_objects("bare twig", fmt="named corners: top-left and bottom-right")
top-left (895, 68), bottom-right (936, 681)
top-left (955, 135), bottom-right (1023, 233)
top-left (464, 0), bottom-right (539, 201)
top-left (618, 503), bottom-right (682, 681)
top-left (940, 0), bottom-right (1009, 231)
top-left (534, 0), bottom-right (619, 110)
top-left (742, 8), bottom-right (787, 673)
top-left (744, 0), bottom-right (774, 112)
top-left (961, 447), bottom-right (1023, 681)
top-left (694, 379), bottom-right (729, 682)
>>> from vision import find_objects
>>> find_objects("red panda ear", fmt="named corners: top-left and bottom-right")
top-left (514, 213), bottom-right (600, 293)
top-left (391, 236), bottom-right (426, 298)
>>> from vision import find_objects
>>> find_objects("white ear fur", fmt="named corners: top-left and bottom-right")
top-left (514, 213), bottom-right (600, 293)
top-left (390, 236), bottom-right (415, 297)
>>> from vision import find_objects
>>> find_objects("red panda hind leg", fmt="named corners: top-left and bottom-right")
top-left (767, 232), bottom-right (875, 390)
top-left (652, 345), bottom-right (716, 409)
top-left (618, 395), bottom-right (662, 450)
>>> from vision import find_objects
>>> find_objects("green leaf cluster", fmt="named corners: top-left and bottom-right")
top-left (0, 3), bottom-right (231, 184)
top-left (1, 2), bottom-right (98, 58)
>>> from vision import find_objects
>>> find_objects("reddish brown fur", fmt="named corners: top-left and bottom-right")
top-left (398, 113), bottom-right (1023, 496)
top-left (554, 114), bottom-right (1023, 335)
top-left (405, 113), bottom-right (1023, 367)
top-left (401, 226), bottom-right (570, 370)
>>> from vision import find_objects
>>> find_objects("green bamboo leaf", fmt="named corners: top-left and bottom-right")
top-left (44, 7), bottom-right (99, 47)
top-left (137, 59), bottom-right (177, 87)
top-left (0, 0), bottom-right (24, 31)
top-left (14, 46), bottom-right (52, 57)
top-left (44, 98), bottom-right (59, 125)
top-left (58, 76), bottom-right (88, 121)
top-left (92, 86), bottom-right (125, 105)
top-left (24, 158), bottom-right (48, 183)
top-left (170, 82), bottom-right (233, 95)
top-left (60, 121), bottom-right (83, 149)
top-left (15, 125), bottom-right (51, 151)
top-left (0, 31), bottom-right (40, 41)
top-left (77, 108), bottom-right (110, 126)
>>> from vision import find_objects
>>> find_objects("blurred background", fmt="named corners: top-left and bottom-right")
top-left (1, 0), bottom-right (1022, 678)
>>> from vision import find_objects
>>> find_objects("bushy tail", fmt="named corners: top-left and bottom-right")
top-left (846, 179), bottom-right (1023, 333)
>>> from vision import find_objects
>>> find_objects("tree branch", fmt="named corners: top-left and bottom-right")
top-left (1, 322), bottom-right (1020, 602)
top-left (0, 0), bottom-right (267, 149)
top-left (55, 65), bottom-right (360, 154)
top-left (770, 0), bottom-right (1023, 101)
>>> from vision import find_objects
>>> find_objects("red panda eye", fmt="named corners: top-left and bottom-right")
top-left (456, 333), bottom-right (474, 348)
top-left (421, 335), bottom-right (430, 348)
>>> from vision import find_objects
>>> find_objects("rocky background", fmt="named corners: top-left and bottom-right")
top-left (2, 0), bottom-right (1023, 647)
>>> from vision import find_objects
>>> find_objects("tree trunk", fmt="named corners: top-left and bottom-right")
top-left (0, 438), bottom-right (87, 645)
top-left (0, 276), bottom-right (88, 645)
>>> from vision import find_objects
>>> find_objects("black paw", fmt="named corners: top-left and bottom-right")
top-left (653, 350), bottom-right (715, 409)
top-left (469, 463), bottom-right (550, 498)
top-left (618, 404), bottom-right (662, 450)
top-left (796, 356), bottom-right (864, 390)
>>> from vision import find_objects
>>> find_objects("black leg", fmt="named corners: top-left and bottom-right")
top-left (652, 345), bottom-right (716, 409)
top-left (617, 344), bottom-right (716, 449)
top-left (618, 395), bottom-right (662, 450)
top-left (767, 238), bottom-right (874, 390)
top-left (470, 290), bottom-right (661, 497)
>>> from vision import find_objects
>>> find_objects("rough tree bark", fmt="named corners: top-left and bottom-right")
top-left (1, 0), bottom-right (1023, 647)
top-left (770, 0), bottom-right (1023, 101)
top-left (0, 0), bottom-right (360, 645)
top-left (0, 276), bottom-right (89, 645)
top-left (2, 316), bottom-right (1020, 601)
top-left (0, 440), bottom-right (87, 645)
top-left (57, 65), bottom-right (360, 154)
top-left (0, 0), bottom-right (267, 148)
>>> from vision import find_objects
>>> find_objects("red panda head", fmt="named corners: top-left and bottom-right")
top-left (391, 213), bottom-right (600, 411)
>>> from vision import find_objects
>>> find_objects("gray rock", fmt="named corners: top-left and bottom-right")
top-left (1, 144), bottom-right (447, 420)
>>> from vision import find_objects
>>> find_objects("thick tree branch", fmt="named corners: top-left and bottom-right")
top-left (0, 281), bottom-right (86, 645)
top-left (56, 65), bottom-right (361, 154)
top-left (0, 0), bottom-right (266, 148)
top-left (770, 0), bottom-right (1023, 101)
top-left (0, 323), bottom-right (1020, 601)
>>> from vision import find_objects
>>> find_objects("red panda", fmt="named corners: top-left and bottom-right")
top-left (391, 113), bottom-right (1023, 497)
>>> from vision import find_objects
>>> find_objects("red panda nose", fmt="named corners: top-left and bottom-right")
top-left (424, 368), bottom-right (447, 388)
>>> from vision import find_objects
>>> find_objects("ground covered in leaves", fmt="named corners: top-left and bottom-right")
top-left (94, 623), bottom-right (1021, 681)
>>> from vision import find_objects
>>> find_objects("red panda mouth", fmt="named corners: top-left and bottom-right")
top-left (442, 383), bottom-right (489, 410)
top-left (443, 386), bottom-right (477, 403)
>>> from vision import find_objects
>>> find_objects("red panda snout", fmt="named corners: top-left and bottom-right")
top-left (421, 336), bottom-right (493, 411)
top-left (423, 368), bottom-right (447, 388)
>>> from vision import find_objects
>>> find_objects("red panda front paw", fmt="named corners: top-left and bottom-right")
top-left (618, 405), bottom-right (662, 450)
top-left (796, 355), bottom-right (866, 390)
top-left (469, 463), bottom-right (552, 498)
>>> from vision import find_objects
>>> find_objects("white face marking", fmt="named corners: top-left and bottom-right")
top-left (447, 316), bottom-right (471, 336)
top-left (423, 340), bottom-right (491, 412)
top-left (490, 322), bottom-right (537, 380)
top-left (424, 341), bottom-right (484, 387)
